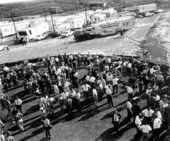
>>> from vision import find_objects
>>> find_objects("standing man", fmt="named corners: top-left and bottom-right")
top-left (139, 121), bottom-right (152, 141)
top-left (0, 131), bottom-right (5, 141)
top-left (81, 82), bottom-right (91, 103)
top-left (112, 76), bottom-right (119, 95)
top-left (106, 85), bottom-right (114, 107)
top-left (152, 115), bottom-right (162, 141)
top-left (65, 96), bottom-right (72, 117)
top-left (14, 96), bottom-right (23, 113)
top-left (42, 116), bottom-right (52, 139)
top-left (92, 87), bottom-right (98, 110)
top-left (112, 110), bottom-right (121, 136)
top-left (126, 85), bottom-right (133, 100)
top-left (135, 114), bottom-right (143, 140)
top-left (127, 99), bottom-right (133, 122)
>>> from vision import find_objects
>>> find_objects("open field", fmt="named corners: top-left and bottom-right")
top-left (0, 0), bottom-right (169, 19)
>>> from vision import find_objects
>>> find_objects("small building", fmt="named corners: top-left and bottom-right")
top-left (90, 13), bottom-right (106, 23)
top-left (55, 23), bottom-right (71, 35)
top-left (67, 15), bottom-right (87, 29)
top-left (102, 8), bottom-right (117, 18)
top-left (0, 20), bottom-right (31, 39)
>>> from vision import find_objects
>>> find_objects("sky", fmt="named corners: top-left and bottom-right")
top-left (0, 0), bottom-right (36, 4)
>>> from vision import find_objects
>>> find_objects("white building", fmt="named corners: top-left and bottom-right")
top-left (55, 23), bottom-right (71, 35)
top-left (67, 15), bottom-right (87, 29)
top-left (0, 20), bottom-right (31, 38)
top-left (90, 13), bottom-right (106, 23)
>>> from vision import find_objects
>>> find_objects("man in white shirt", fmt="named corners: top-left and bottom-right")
top-left (81, 82), bottom-right (91, 103)
top-left (92, 87), bottom-right (98, 109)
top-left (112, 110), bottom-right (121, 135)
top-left (14, 96), bottom-right (23, 113)
top-left (53, 84), bottom-right (59, 96)
top-left (135, 115), bottom-right (143, 140)
top-left (112, 77), bottom-right (119, 94)
top-left (142, 107), bottom-right (154, 124)
top-left (0, 131), bottom-right (5, 141)
top-left (155, 108), bottom-right (162, 121)
top-left (127, 99), bottom-right (133, 122)
top-left (126, 85), bottom-right (133, 99)
top-left (139, 121), bottom-right (152, 141)
top-left (89, 76), bottom-right (96, 88)
top-left (106, 85), bottom-right (114, 107)
top-left (152, 115), bottom-right (162, 141)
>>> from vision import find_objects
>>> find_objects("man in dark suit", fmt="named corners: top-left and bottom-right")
top-left (112, 110), bottom-right (121, 136)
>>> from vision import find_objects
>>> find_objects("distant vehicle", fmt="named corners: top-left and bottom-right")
top-left (123, 3), bottom-right (157, 17)
top-left (18, 22), bottom-right (49, 41)
top-left (30, 33), bottom-right (48, 41)
top-left (90, 16), bottom-right (135, 37)
top-left (74, 27), bottom-right (95, 41)
top-left (144, 12), bottom-right (154, 17)
top-left (0, 45), bottom-right (8, 51)
top-left (155, 9), bottom-right (163, 14)
top-left (61, 30), bottom-right (73, 38)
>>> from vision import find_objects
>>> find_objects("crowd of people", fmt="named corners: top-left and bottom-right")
top-left (0, 53), bottom-right (170, 141)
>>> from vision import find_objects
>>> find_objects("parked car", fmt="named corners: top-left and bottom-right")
top-left (61, 30), bottom-right (73, 38)
top-left (30, 33), bottom-right (48, 41)
top-left (0, 45), bottom-right (8, 51)
top-left (155, 9), bottom-right (163, 14)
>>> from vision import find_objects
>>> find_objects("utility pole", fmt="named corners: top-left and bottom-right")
top-left (50, 8), bottom-right (55, 36)
top-left (1, 13), bottom-right (4, 21)
top-left (11, 12), bottom-right (18, 40)
top-left (85, 6), bottom-right (88, 26)
top-left (44, 8), bottom-right (47, 22)
top-left (76, 0), bottom-right (79, 13)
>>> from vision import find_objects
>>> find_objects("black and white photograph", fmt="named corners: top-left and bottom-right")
top-left (0, 0), bottom-right (170, 141)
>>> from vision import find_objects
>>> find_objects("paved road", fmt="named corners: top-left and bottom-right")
top-left (0, 14), bottom-right (160, 64)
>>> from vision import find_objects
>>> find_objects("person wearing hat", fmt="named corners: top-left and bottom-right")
top-left (6, 131), bottom-right (16, 141)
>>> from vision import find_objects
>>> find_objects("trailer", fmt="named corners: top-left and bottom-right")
top-left (17, 22), bottom-right (49, 41)
top-left (123, 3), bottom-right (157, 17)
top-left (138, 3), bottom-right (157, 14)
top-left (90, 16), bottom-right (135, 37)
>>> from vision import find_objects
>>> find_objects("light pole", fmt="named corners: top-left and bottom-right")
top-left (11, 10), bottom-right (18, 41)
top-left (0, 7), bottom-right (5, 21)
top-left (44, 8), bottom-right (47, 22)
top-left (50, 8), bottom-right (55, 37)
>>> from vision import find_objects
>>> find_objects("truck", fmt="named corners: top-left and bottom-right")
top-left (17, 22), bottom-right (49, 41)
top-left (74, 27), bottom-right (96, 41)
top-left (90, 16), bottom-right (135, 37)
top-left (123, 3), bottom-right (157, 17)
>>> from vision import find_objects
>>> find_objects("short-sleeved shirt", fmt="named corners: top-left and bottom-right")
top-left (140, 125), bottom-right (152, 133)
top-left (106, 88), bottom-right (112, 95)
top-left (142, 109), bottom-right (154, 117)
top-left (112, 78), bottom-right (119, 85)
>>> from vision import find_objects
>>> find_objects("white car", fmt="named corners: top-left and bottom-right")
top-left (61, 30), bottom-right (73, 38)
top-left (31, 34), bottom-right (48, 41)
top-left (155, 9), bottom-right (164, 14)
top-left (0, 45), bottom-right (8, 51)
